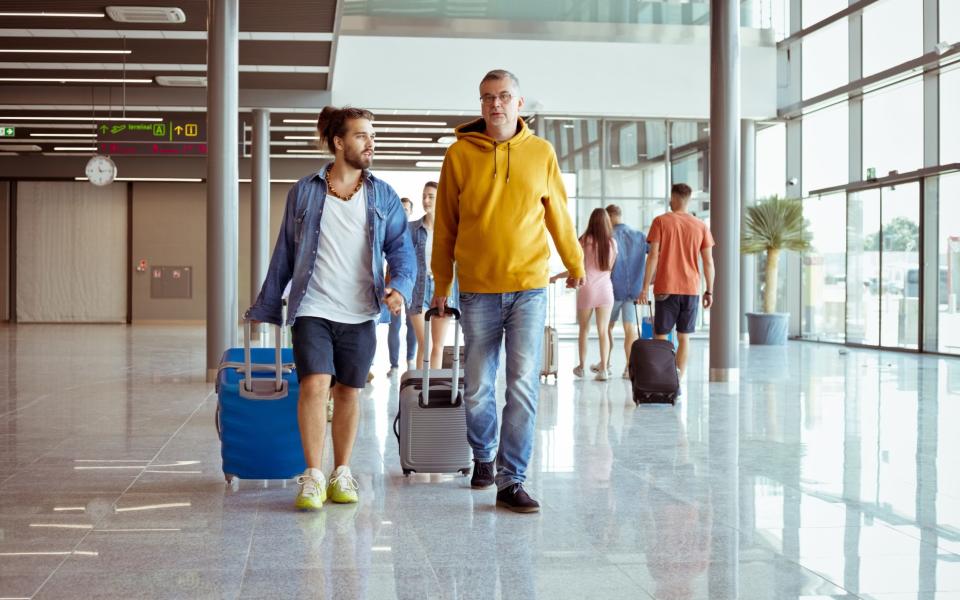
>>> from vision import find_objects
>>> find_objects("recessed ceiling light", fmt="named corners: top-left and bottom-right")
top-left (155, 75), bottom-right (207, 87)
top-left (282, 135), bottom-right (319, 141)
top-left (54, 146), bottom-right (97, 151)
top-left (437, 136), bottom-right (456, 144)
top-left (0, 116), bottom-right (163, 122)
top-left (0, 49), bottom-right (132, 54)
top-left (282, 119), bottom-right (318, 124)
top-left (105, 6), bottom-right (186, 24)
top-left (0, 11), bottom-right (104, 18)
top-left (0, 77), bottom-right (152, 84)
top-left (415, 161), bottom-right (444, 168)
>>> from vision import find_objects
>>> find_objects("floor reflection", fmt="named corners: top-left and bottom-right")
top-left (0, 326), bottom-right (958, 599)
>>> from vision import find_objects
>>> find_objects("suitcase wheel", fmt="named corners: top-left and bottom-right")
top-left (224, 473), bottom-right (236, 484)
top-left (458, 468), bottom-right (471, 477)
top-left (403, 469), bottom-right (414, 476)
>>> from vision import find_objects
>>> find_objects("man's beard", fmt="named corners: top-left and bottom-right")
top-left (343, 145), bottom-right (372, 170)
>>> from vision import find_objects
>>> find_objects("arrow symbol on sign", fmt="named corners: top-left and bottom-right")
top-left (99, 125), bottom-right (109, 134)
top-left (173, 125), bottom-right (184, 135)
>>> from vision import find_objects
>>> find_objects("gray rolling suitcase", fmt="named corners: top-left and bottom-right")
top-left (393, 307), bottom-right (473, 476)
top-left (540, 281), bottom-right (559, 382)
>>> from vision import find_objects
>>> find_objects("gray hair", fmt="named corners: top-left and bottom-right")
top-left (480, 69), bottom-right (520, 90)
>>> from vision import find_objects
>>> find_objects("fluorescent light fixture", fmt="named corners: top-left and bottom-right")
top-left (283, 135), bottom-right (319, 140)
top-left (75, 177), bottom-right (203, 182)
top-left (54, 146), bottom-right (96, 151)
top-left (29, 524), bottom-right (94, 530)
top-left (0, 116), bottom-right (163, 122)
top-left (238, 178), bottom-right (299, 183)
top-left (0, 77), bottom-right (151, 83)
top-left (0, 144), bottom-right (41, 151)
top-left (0, 11), bottom-right (104, 18)
top-left (31, 132), bottom-right (97, 137)
top-left (375, 120), bottom-right (447, 126)
top-left (375, 137), bottom-right (431, 142)
top-left (281, 118), bottom-right (446, 127)
top-left (0, 551), bottom-right (99, 557)
top-left (53, 507), bottom-right (86, 512)
top-left (376, 142), bottom-right (447, 148)
top-left (0, 49), bottom-right (131, 54)
top-left (416, 161), bottom-right (444, 168)
top-left (437, 136), bottom-right (457, 144)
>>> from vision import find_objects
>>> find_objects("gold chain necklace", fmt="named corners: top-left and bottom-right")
top-left (325, 168), bottom-right (363, 201)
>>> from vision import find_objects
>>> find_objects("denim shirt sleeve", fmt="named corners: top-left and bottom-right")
top-left (380, 186), bottom-right (416, 304)
top-left (244, 183), bottom-right (299, 325)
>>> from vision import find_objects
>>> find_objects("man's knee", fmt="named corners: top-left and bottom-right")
top-left (299, 375), bottom-right (331, 401)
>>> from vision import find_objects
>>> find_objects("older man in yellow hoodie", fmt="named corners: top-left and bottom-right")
top-left (431, 69), bottom-right (584, 513)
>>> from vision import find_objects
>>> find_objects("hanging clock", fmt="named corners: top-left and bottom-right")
top-left (84, 154), bottom-right (117, 186)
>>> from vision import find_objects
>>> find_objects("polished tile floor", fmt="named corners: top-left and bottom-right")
top-left (1, 324), bottom-right (959, 599)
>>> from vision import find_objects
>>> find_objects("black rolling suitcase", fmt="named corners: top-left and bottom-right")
top-left (628, 303), bottom-right (679, 405)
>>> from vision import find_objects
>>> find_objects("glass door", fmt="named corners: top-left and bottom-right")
top-left (846, 183), bottom-right (921, 349)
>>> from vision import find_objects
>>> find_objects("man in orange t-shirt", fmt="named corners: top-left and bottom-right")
top-left (638, 183), bottom-right (715, 383)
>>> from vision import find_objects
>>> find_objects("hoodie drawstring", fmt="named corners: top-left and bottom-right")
top-left (506, 143), bottom-right (511, 183)
top-left (492, 142), bottom-right (511, 182)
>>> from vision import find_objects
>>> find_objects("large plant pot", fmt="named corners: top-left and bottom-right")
top-left (746, 312), bottom-right (789, 345)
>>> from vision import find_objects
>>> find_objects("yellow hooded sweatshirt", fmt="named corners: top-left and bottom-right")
top-left (432, 117), bottom-right (585, 296)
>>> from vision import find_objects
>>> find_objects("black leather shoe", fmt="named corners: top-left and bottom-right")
top-left (470, 460), bottom-right (495, 489)
top-left (496, 484), bottom-right (540, 513)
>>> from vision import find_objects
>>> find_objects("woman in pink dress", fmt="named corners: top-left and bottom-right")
top-left (552, 208), bottom-right (618, 380)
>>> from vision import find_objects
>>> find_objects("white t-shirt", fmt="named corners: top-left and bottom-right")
top-left (424, 225), bottom-right (434, 277)
top-left (298, 187), bottom-right (379, 324)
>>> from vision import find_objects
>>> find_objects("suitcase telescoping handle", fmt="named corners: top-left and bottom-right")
top-left (633, 300), bottom-right (654, 339)
top-left (240, 320), bottom-right (288, 400)
top-left (422, 306), bottom-right (462, 407)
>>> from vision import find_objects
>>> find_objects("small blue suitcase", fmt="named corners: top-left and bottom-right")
top-left (216, 323), bottom-right (305, 482)
top-left (638, 302), bottom-right (677, 346)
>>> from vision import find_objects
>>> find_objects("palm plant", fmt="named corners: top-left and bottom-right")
top-left (741, 196), bottom-right (812, 314)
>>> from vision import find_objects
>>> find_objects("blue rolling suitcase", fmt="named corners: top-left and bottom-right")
top-left (216, 322), bottom-right (305, 482)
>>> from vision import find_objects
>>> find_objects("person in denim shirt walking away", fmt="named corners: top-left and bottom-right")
top-left (246, 106), bottom-right (415, 511)
top-left (604, 203), bottom-right (649, 378)
top-left (431, 69), bottom-right (584, 513)
top-left (408, 181), bottom-right (458, 369)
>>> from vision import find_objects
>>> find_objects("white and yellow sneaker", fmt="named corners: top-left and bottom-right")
top-left (294, 468), bottom-right (326, 511)
top-left (327, 465), bottom-right (359, 504)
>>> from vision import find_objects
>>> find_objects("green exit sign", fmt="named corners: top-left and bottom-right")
top-left (0, 127), bottom-right (14, 137)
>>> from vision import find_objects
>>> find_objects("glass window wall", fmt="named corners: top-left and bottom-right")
top-left (939, 172), bottom-right (960, 354)
top-left (943, 0), bottom-right (960, 45)
top-left (756, 122), bottom-right (786, 200)
top-left (862, 0), bottom-right (923, 77)
top-left (801, 192), bottom-right (847, 342)
top-left (802, 19), bottom-right (849, 99)
top-left (801, 0), bottom-right (847, 28)
top-left (863, 78), bottom-right (923, 178)
top-left (802, 102), bottom-right (848, 196)
top-left (942, 66), bottom-right (960, 165)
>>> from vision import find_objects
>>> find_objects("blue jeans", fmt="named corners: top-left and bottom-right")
top-left (387, 310), bottom-right (416, 368)
top-left (458, 288), bottom-right (547, 490)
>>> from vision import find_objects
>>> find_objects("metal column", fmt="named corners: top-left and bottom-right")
top-left (709, 0), bottom-right (741, 382)
top-left (206, 0), bottom-right (240, 380)
top-left (740, 119), bottom-right (756, 339)
top-left (251, 108), bottom-right (270, 341)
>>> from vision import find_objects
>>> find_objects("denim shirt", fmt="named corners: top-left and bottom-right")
top-left (245, 163), bottom-right (416, 326)
top-left (409, 217), bottom-right (458, 310)
top-left (610, 223), bottom-right (649, 301)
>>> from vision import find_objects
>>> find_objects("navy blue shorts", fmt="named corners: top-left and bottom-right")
top-left (291, 317), bottom-right (377, 389)
top-left (654, 294), bottom-right (699, 335)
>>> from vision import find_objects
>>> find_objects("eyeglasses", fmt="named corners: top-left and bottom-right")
top-left (480, 92), bottom-right (513, 105)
